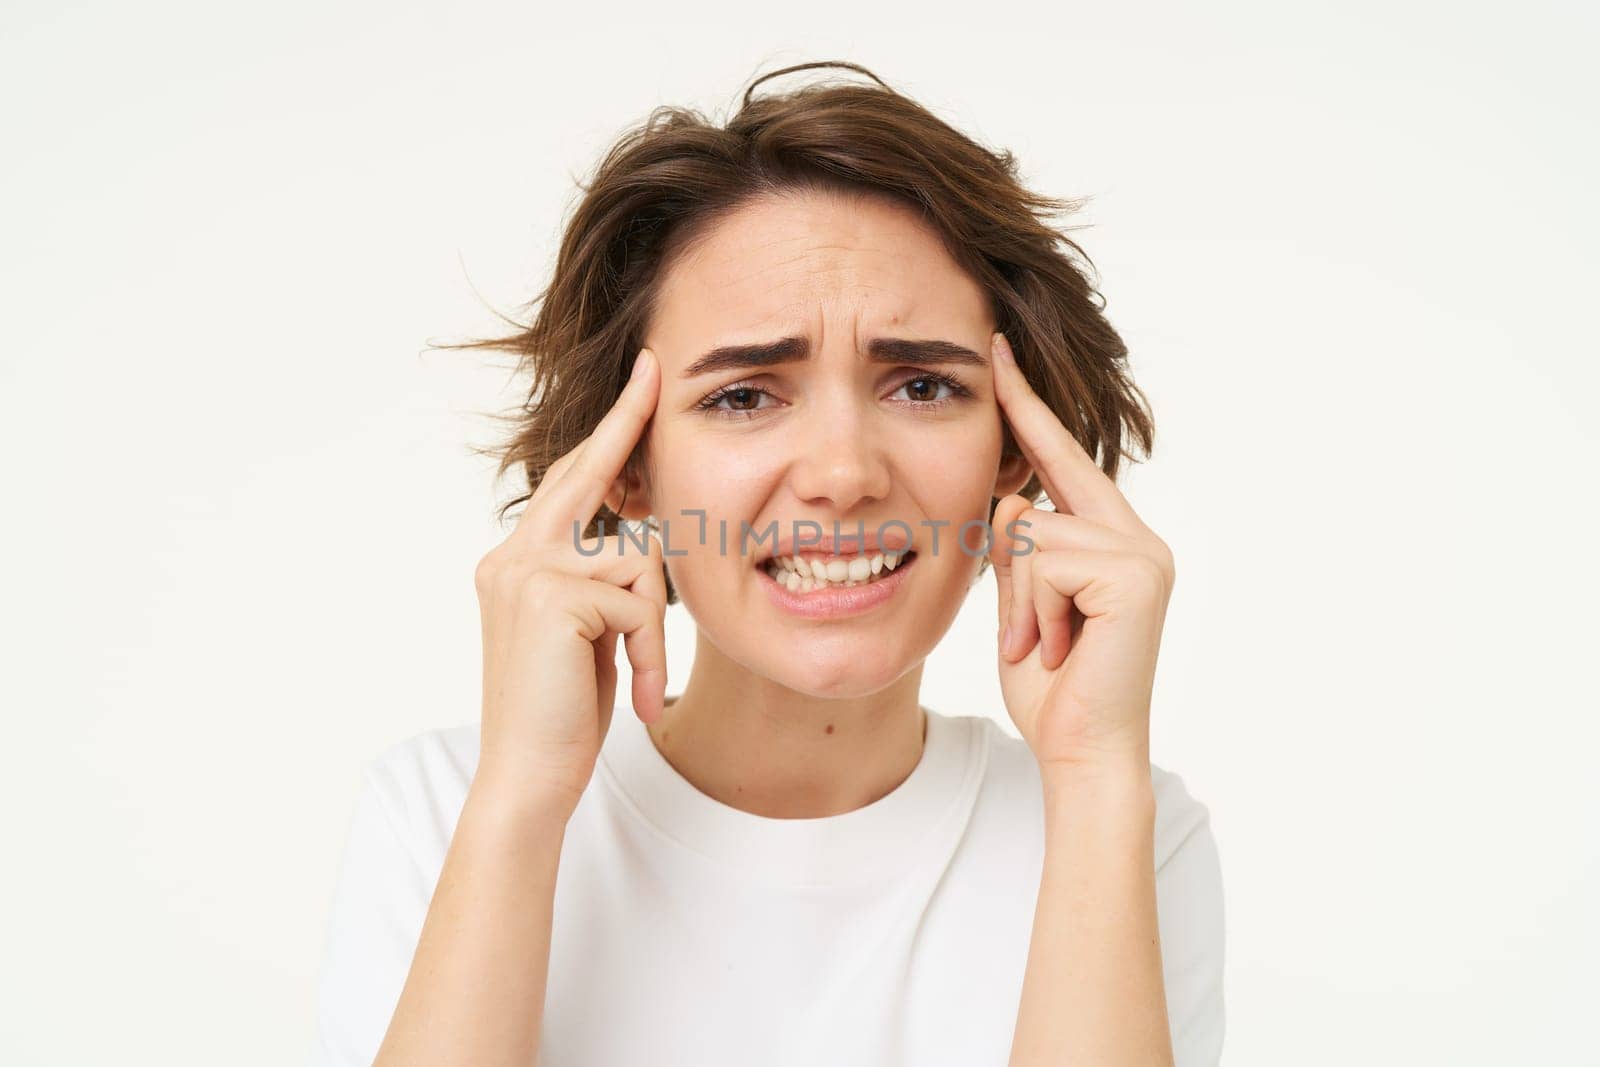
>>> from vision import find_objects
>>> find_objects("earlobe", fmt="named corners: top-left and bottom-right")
top-left (993, 449), bottom-right (1033, 499)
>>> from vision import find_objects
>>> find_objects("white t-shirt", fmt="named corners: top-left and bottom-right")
top-left (309, 707), bottom-right (1225, 1066)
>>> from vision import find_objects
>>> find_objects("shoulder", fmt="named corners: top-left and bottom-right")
top-left (959, 715), bottom-right (1217, 866)
top-left (962, 714), bottom-right (1043, 810)
top-left (1148, 762), bottom-right (1216, 871)
top-left (354, 723), bottom-right (482, 863)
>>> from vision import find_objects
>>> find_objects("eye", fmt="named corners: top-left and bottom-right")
top-left (890, 372), bottom-right (972, 407)
top-left (697, 382), bottom-right (780, 419)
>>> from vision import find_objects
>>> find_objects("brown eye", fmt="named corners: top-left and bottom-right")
top-left (698, 382), bottom-right (778, 418)
top-left (892, 374), bottom-right (964, 405)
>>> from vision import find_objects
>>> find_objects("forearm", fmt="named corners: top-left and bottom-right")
top-left (374, 782), bottom-right (574, 1067)
top-left (1010, 762), bottom-right (1172, 1067)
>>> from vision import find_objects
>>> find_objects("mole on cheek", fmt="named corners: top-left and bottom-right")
top-left (825, 723), bottom-right (835, 735)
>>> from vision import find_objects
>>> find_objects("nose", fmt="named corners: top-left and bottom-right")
top-left (784, 380), bottom-right (893, 513)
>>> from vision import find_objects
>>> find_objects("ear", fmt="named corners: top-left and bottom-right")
top-left (993, 447), bottom-right (1033, 499)
top-left (602, 452), bottom-right (655, 521)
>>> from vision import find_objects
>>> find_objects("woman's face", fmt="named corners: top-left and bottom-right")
top-left (625, 186), bottom-right (1030, 698)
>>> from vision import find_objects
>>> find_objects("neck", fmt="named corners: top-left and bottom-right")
top-left (646, 630), bottom-right (928, 819)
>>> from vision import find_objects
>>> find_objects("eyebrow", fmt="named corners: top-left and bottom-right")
top-left (682, 336), bottom-right (987, 377)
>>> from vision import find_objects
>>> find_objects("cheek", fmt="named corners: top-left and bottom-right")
top-left (646, 430), bottom-right (780, 587)
top-left (909, 418), bottom-right (1004, 506)
top-left (649, 431), bottom-right (776, 525)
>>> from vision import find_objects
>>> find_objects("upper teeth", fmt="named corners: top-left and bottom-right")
top-left (764, 552), bottom-right (908, 591)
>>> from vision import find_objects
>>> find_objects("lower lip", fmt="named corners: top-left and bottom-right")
top-left (757, 553), bottom-right (917, 620)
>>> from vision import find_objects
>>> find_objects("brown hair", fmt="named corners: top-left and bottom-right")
top-left (448, 60), bottom-right (1154, 605)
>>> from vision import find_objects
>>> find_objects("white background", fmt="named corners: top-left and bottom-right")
top-left (4, 1), bottom-right (1596, 1063)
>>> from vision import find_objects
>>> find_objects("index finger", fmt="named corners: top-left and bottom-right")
top-left (989, 333), bottom-right (1144, 532)
top-left (531, 347), bottom-right (660, 540)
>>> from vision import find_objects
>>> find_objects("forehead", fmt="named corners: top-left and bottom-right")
top-left (649, 188), bottom-right (991, 344)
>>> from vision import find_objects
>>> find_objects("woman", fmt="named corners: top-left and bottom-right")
top-left (310, 61), bottom-right (1225, 1066)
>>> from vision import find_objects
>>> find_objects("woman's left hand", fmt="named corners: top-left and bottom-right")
top-left (987, 332), bottom-right (1176, 778)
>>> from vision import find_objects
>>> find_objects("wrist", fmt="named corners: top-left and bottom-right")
top-left (1038, 740), bottom-right (1150, 786)
top-left (1039, 753), bottom-right (1155, 820)
top-left (464, 770), bottom-right (582, 834)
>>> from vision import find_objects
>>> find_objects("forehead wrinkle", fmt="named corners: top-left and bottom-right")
top-left (697, 216), bottom-right (915, 268)
top-left (702, 244), bottom-right (904, 294)
top-left (689, 268), bottom-right (926, 339)
top-left (682, 284), bottom-right (948, 362)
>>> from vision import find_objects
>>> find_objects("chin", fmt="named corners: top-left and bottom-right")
top-left (764, 667), bottom-right (907, 702)
top-left (741, 638), bottom-right (916, 700)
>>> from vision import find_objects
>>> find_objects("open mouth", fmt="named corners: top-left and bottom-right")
top-left (759, 549), bottom-right (918, 593)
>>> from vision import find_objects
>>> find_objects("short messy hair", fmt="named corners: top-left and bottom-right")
top-left (449, 59), bottom-right (1154, 605)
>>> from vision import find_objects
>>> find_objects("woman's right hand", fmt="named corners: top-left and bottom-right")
top-left (469, 347), bottom-right (667, 817)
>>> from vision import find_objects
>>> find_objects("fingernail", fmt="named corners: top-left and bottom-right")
top-left (992, 334), bottom-right (1015, 366)
top-left (999, 624), bottom-right (1014, 657)
top-left (631, 348), bottom-right (653, 380)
